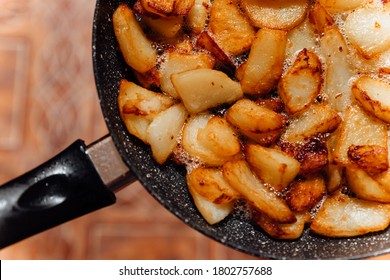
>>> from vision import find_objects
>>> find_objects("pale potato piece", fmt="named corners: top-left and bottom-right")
top-left (245, 144), bottom-right (300, 192)
top-left (171, 69), bottom-right (243, 113)
top-left (282, 104), bottom-right (341, 143)
top-left (352, 76), bottom-right (390, 123)
top-left (239, 28), bottom-right (287, 95)
top-left (226, 99), bottom-right (285, 145)
top-left (240, 0), bottom-right (309, 30)
top-left (325, 131), bottom-right (344, 193)
top-left (319, 0), bottom-right (367, 12)
top-left (320, 26), bottom-right (355, 113)
top-left (118, 80), bottom-right (174, 142)
top-left (252, 210), bottom-right (311, 240)
top-left (182, 114), bottom-right (242, 166)
top-left (159, 51), bottom-right (215, 98)
top-left (310, 192), bottom-right (390, 237)
top-left (209, 0), bottom-right (255, 55)
top-left (223, 160), bottom-right (296, 223)
top-left (186, 167), bottom-right (240, 204)
top-left (142, 15), bottom-right (183, 38)
top-left (146, 103), bottom-right (188, 164)
top-left (285, 18), bottom-right (318, 61)
top-left (334, 105), bottom-right (388, 166)
top-left (113, 4), bottom-right (157, 73)
top-left (278, 49), bottom-right (323, 115)
top-left (197, 116), bottom-right (241, 157)
top-left (174, 0), bottom-right (196, 15)
top-left (346, 167), bottom-right (390, 203)
top-left (285, 173), bottom-right (326, 212)
top-left (345, 6), bottom-right (390, 59)
top-left (188, 182), bottom-right (234, 224)
top-left (308, 2), bottom-right (335, 36)
top-left (187, 0), bottom-right (210, 34)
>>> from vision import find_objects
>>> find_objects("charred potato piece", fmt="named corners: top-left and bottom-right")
top-left (223, 160), bottom-right (296, 223)
top-left (209, 0), bottom-right (255, 55)
top-left (113, 4), bottom-right (157, 73)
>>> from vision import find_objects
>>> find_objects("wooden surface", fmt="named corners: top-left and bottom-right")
top-left (0, 0), bottom-right (388, 260)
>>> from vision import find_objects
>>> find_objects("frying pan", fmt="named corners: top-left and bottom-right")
top-left (1, 0), bottom-right (390, 260)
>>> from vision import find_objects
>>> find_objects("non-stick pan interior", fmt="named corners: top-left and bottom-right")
top-left (92, 0), bottom-right (390, 259)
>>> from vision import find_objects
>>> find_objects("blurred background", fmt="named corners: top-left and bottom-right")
top-left (0, 0), bottom-right (389, 260)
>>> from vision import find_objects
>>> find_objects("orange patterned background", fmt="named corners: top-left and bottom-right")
top-left (0, 0), bottom-right (388, 260)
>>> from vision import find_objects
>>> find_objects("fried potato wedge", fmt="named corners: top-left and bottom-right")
top-left (239, 28), bottom-right (287, 95)
top-left (209, 0), bottom-right (255, 55)
top-left (346, 167), bottom-right (390, 203)
top-left (318, 0), bottom-right (367, 12)
top-left (320, 26), bottom-right (355, 113)
top-left (188, 182), bottom-right (234, 224)
top-left (146, 103), bottom-right (188, 164)
top-left (223, 160), bottom-right (296, 223)
top-left (345, 5), bottom-right (390, 59)
top-left (285, 173), bottom-right (326, 212)
top-left (197, 116), bottom-right (241, 158)
top-left (308, 2), bottom-right (335, 36)
top-left (140, 0), bottom-right (195, 17)
top-left (226, 99), bottom-right (285, 145)
top-left (334, 105), bottom-right (388, 167)
top-left (348, 144), bottom-right (388, 174)
top-left (282, 104), bottom-right (341, 143)
top-left (182, 114), bottom-right (242, 166)
top-left (240, 0), bottom-right (309, 30)
top-left (352, 76), bottom-right (390, 123)
top-left (113, 4), bottom-right (157, 73)
top-left (187, 0), bottom-right (210, 34)
top-left (142, 15), bottom-right (183, 38)
top-left (159, 51), bottom-right (215, 98)
top-left (187, 167), bottom-right (240, 205)
top-left (278, 49), bottom-right (323, 115)
top-left (252, 210), bottom-right (311, 240)
top-left (171, 69), bottom-right (243, 113)
top-left (310, 192), bottom-right (390, 237)
top-left (245, 144), bottom-right (301, 192)
top-left (118, 80), bottom-right (174, 142)
top-left (325, 131), bottom-right (344, 193)
top-left (285, 19), bottom-right (317, 61)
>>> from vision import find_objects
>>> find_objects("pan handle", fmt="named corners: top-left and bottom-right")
top-left (0, 139), bottom-right (119, 248)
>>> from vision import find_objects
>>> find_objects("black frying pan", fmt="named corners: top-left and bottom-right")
top-left (1, 0), bottom-right (390, 259)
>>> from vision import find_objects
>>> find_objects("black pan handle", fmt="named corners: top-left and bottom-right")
top-left (0, 140), bottom-right (117, 248)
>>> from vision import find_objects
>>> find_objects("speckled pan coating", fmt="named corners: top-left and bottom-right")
top-left (92, 0), bottom-right (390, 259)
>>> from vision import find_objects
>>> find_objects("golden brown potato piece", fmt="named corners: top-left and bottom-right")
top-left (348, 145), bottom-right (388, 175)
top-left (334, 105), bottom-right (388, 167)
top-left (344, 5), bottom-right (390, 59)
top-left (209, 0), bottom-right (255, 55)
top-left (282, 104), bottom-right (341, 143)
top-left (239, 28), bottom-right (287, 95)
top-left (186, 167), bottom-right (240, 205)
top-left (325, 131), bottom-right (344, 193)
top-left (310, 192), bottom-right (390, 237)
top-left (226, 99), bottom-right (285, 146)
top-left (187, 0), bottom-right (210, 34)
top-left (252, 210), bottom-right (311, 240)
top-left (197, 116), bottom-right (241, 158)
top-left (346, 167), bottom-right (390, 203)
top-left (223, 160), bottom-right (296, 223)
top-left (113, 4), bottom-right (157, 73)
top-left (181, 114), bottom-right (242, 166)
top-left (352, 76), bottom-right (390, 123)
top-left (308, 2), bottom-right (335, 36)
top-left (171, 69), bottom-right (243, 113)
top-left (142, 15), bottom-right (183, 38)
top-left (245, 144), bottom-right (301, 192)
top-left (285, 173), bottom-right (326, 212)
top-left (240, 0), bottom-right (309, 30)
top-left (320, 26), bottom-right (355, 113)
top-left (278, 49), bottom-right (323, 115)
top-left (118, 80), bottom-right (174, 143)
top-left (140, 0), bottom-right (195, 17)
top-left (159, 50), bottom-right (215, 98)
top-left (146, 103), bottom-right (188, 164)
